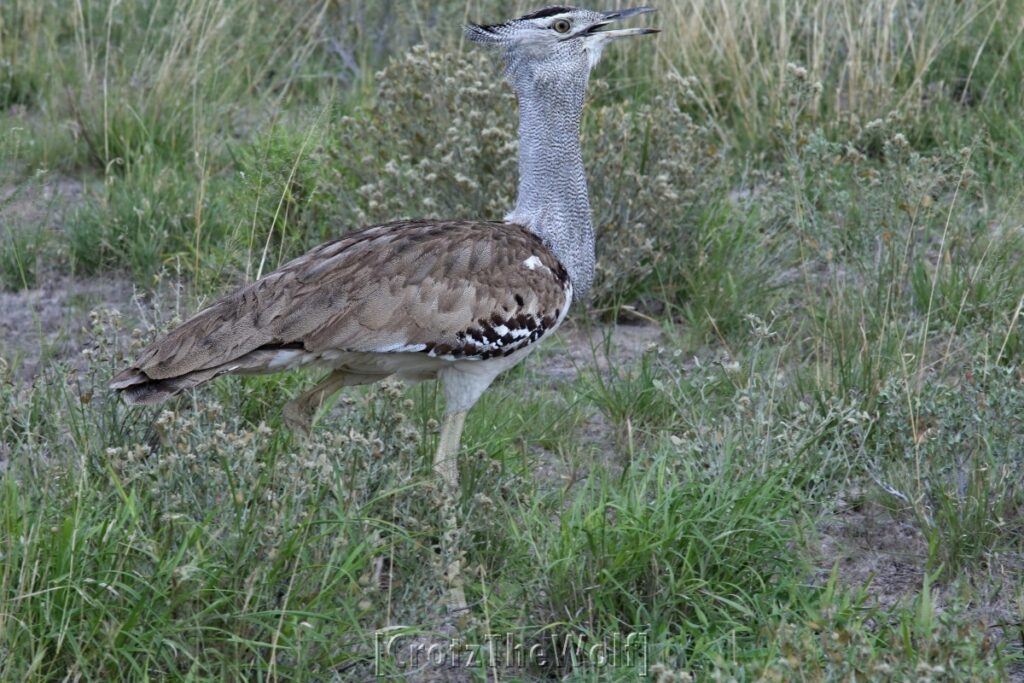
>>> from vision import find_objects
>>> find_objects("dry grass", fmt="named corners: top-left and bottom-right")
top-left (656, 0), bottom-right (1024, 146)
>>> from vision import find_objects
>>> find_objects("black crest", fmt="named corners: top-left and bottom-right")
top-left (518, 6), bottom-right (576, 21)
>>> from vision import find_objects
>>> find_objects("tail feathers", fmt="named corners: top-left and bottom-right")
top-left (110, 347), bottom-right (294, 406)
top-left (112, 366), bottom-right (222, 406)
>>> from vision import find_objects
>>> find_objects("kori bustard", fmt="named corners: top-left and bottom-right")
top-left (111, 5), bottom-right (658, 615)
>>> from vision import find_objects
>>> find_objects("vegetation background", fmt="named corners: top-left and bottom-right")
top-left (2, 0), bottom-right (1024, 680)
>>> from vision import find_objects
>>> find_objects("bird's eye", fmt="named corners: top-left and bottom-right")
top-left (552, 19), bottom-right (571, 34)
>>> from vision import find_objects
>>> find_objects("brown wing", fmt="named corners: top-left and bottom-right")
top-left (111, 220), bottom-right (569, 394)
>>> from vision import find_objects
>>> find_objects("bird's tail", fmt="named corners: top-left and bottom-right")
top-left (110, 347), bottom-right (292, 405)
top-left (110, 366), bottom-right (223, 405)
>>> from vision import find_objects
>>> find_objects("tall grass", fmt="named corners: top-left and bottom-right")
top-left (2, 0), bottom-right (1024, 679)
top-left (659, 0), bottom-right (1024, 152)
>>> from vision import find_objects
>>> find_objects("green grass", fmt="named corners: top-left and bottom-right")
top-left (2, 0), bottom-right (1024, 680)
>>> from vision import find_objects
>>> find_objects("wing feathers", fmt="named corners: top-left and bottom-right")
top-left (112, 220), bottom-right (569, 402)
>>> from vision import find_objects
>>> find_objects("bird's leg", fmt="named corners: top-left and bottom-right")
top-left (284, 371), bottom-right (378, 437)
top-left (434, 410), bottom-right (469, 616)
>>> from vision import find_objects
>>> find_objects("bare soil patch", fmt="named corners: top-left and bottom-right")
top-left (538, 320), bottom-right (664, 384)
top-left (816, 499), bottom-right (929, 610)
top-left (816, 497), bottom-right (1024, 679)
top-left (0, 275), bottom-right (135, 378)
top-left (0, 172), bottom-right (88, 233)
top-left (1, 169), bottom-right (134, 378)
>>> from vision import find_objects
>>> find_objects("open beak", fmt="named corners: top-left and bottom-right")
top-left (586, 6), bottom-right (660, 40)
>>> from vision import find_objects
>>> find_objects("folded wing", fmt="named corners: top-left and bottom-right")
top-left (110, 219), bottom-right (571, 404)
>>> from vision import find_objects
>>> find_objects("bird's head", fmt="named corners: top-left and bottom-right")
top-left (466, 6), bottom-right (658, 91)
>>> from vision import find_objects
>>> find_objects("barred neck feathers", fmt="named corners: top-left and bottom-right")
top-left (504, 56), bottom-right (595, 297)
